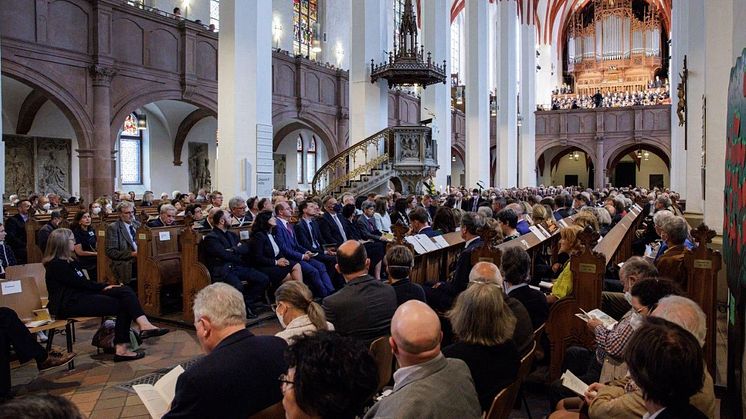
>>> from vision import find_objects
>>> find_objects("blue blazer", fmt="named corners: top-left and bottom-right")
top-left (417, 226), bottom-right (440, 238)
top-left (294, 218), bottom-right (324, 253)
top-left (273, 220), bottom-right (308, 261)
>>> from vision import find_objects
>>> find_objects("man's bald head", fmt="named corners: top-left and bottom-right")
top-left (335, 240), bottom-right (369, 278)
top-left (469, 262), bottom-right (503, 287)
top-left (390, 301), bottom-right (442, 365)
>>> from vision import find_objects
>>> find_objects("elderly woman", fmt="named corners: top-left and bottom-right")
top-left (547, 225), bottom-right (585, 303)
top-left (273, 281), bottom-right (334, 343)
top-left (443, 281), bottom-right (520, 412)
top-left (281, 331), bottom-right (378, 419)
top-left (44, 229), bottom-right (168, 361)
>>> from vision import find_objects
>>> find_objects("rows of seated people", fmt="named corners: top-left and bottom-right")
top-left (1, 185), bottom-right (712, 418)
top-left (550, 87), bottom-right (671, 110)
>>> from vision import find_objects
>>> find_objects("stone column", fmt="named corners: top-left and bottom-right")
top-left (420, 0), bottom-right (451, 190)
top-left (519, 20), bottom-right (537, 187)
top-left (0, 45), bottom-right (4, 215)
top-left (464, 0), bottom-right (490, 189)
top-left (495, 0), bottom-right (519, 187)
top-left (90, 65), bottom-right (117, 199)
top-left (595, 136), bottom-right (605, 189)
top-left (217, 0), bottom-right (273, 198)
top-left (349, 0), bottom-right (389, 144)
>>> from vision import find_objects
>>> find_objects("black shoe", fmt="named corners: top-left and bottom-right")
top-left (113, 352), bottom-right (145, 362)
top-left (139, 328), bottom-right (170, 340)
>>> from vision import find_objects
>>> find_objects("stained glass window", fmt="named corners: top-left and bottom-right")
top-left (306, 136), bottom-right (317, 184)
top-left (296, 135), bottom-right (304, 184)
top-left (120, 113), bottom-right (142, 185)
top-left (210, 0), bottom-right (220, 30)
top-left (393, 0), bottom-right (406, 43)
top-left (293, 0), bottom-right (318, 59)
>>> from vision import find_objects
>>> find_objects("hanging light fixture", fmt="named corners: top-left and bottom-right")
top-left (636, 148), bottom-right (643, 159)
top-left (643, 150), bottom-right (650, 161)
top-left (490, 93), bottom-right (497, 117)
top-left (452, 155), bottom-right (456, 162)
top-left (137, 113), bottom-right (148, 130)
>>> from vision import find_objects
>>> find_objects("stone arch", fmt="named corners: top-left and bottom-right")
top-left (603, 137), bottom-right (671, 173)
top-left (172, 108), bottom-right (217, 166)
top-left (389, 176), bottom-right (403, 193)
top-left (272, 118), bottom-right (338, 158)
top-left (537, 144), bottom-right (597, 188)
top-left (1, 64), bottom-right (93, 149)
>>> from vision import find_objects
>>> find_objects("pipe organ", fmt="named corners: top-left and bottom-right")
top-left (567, 0), bottom-right (662, 96)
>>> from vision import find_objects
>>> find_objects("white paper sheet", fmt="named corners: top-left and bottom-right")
top-left (1, 280), bottom-right (22, 295)
top-left (158, 231), bottom-right (171, 241)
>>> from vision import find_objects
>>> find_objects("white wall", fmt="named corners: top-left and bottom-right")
top-left (322, 0), bottom-right (351, 69)
top-left (275, 128), bottom-right (329, 191)
top-left (451, 156), bottom-right (465, 187)
top-left (273, 0), bottom-right (294, 52)
top-left (149, 0), bottom-right (211, 22)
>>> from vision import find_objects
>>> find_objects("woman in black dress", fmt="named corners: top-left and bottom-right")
top-left (44, 229), bottom-right (168, 362)
top-left (248, 211), bottom-right (302, 287)
top-left (389, 198), bottom-right (410, 228)
top-left (70, 210), bottom-right (98, 281)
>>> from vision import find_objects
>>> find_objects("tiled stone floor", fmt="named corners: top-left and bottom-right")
top-left (8, 318), bottom-right (282, 418)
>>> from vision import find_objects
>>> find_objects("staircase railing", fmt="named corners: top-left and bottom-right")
top-left (311, 128), bottom-right (392, 196)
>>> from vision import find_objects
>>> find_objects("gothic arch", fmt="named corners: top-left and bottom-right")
top-left (536, 140), bottom-right (597, 168)
top-left (603, 137), bottom-right (671, 172)
top-left (272, 119), bottom-right (338, 158)
top-left (172, 108), bottom-right (217, 166)
top-left (605, 143), bottom-right (670, 173)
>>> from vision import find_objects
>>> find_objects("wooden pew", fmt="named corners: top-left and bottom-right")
top-left (135, 217), bottom-right (185, 317)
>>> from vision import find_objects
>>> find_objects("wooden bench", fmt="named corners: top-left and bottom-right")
top-left (136, 222), bottom-right (185, 317)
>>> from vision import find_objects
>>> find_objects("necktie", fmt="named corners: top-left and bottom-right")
top-left (128, 224), bottom-right (138, 250)
top-left (368, 217), bottom-right (375, 231)
top-left (472, 198), bottom-right (478, 212)
top-left (308, 221), bottom-right (319, 249)
top-left (285, 221), bottom-right (294, 237)
top-left (332, 214), bottom-right (347, 241)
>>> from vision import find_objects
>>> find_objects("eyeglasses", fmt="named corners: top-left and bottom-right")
top-left (121, 211), bottom-right (134, 215)
top-left (278, 373), bottom-right (295, 392)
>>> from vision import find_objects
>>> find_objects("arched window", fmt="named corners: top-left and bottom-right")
top-left (120, 113), bottom-right (143, 185)
top-left (306, 136), bottom-right (317, 184)
top-left (293, 0), bottom-right (318, 59)
top-left (393, 0), bottom-right (406, 41)
top-left (210, 0), bottom-right (220, 30)
top-left (296, 135), bottom-right (304, 184)
top-left (451, 13), bottom-right (462, 77)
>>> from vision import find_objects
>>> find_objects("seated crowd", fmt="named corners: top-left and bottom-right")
top-left (550, 86), bottom-right (671, 110)
top-left (1, 184), bottom-right (715, 419)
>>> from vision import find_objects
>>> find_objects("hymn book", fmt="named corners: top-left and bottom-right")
top-left (575, 308), bottom-right (618, 330)
top-left (561, 370), bottom-right (590, 397)
top-left (133, 365), bottom-right (184, 419)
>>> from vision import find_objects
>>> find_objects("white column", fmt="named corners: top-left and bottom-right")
top-left (217, 0), bottom-right (273, 198)
top-left (703, 0), bottom-right (733, 232)
top-left (519, 21), bottom-right (537, 187)
top-left (669, 0), bottom-right (687, 197)
top-left (0, 45), bottom-right (4, 216)
top-left (464, 0), bottom-right (490, 189)
top-left (349, 0), bottom-right (389, 144)
top-left (495, 0), bottom-right (518, 187)
top-left (421, 0), bottom-right (451, 190)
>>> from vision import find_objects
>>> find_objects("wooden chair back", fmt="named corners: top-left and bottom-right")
top-left (25, 217), bottom-right (43, 263)
top-left (6, 263), bottom-right (47, 305)
top-left (136, 223), bottom-right (184, 316)
top-left (471, 227), bottom-right (502, 266)
top-left (0, 276), bottom-right (44, 321)
top-left (485, 341), bottom-right (537, 419)
top-left (179, 218), bottom-right (212, 323)
top-left (369, 335), bottom-right (394, 392)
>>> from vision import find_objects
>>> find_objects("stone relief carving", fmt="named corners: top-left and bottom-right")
top-left (188, 143), bottom-right (211, 192)
top-left (4, 135), bottom-right (71, 198)
top-left (4, 136), bottom-right (35, 197)
top-left (274, 153), bottom-right (287, 190)
top-left (399, 134), bottom-right (420, 159)
top-left (37, 138), bottom-right (71, 197)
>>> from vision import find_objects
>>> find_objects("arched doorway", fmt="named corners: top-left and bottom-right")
top-left (537, 145), bottom-right (596, 188)
top-left (273, 124), bottom-right (329, 191)
top-left (606, 144), bottom-right (670, 189)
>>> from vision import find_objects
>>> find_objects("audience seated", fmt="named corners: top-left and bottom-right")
top-left (44, 229), bottom-right (168, 361)
top-left (496, 208), bottom-right (520, 242)
top-left (146, 204), bottom-right (176, 227)
top-left (37, 211), bottom-right (62, 252)
top-left (390, 197), bottom-right (410, 228)
top-left (6, 199), bottom-right (31, 264)
top-left (443, 281), bottom-right (519, 412)
top-left (273, 281), bottom-right (334, 343)
top-left (501, 247), bottom-right (549, 329)
top-left (385, 245), bottom-right (426, 306)
top-left (365, 300), bottom-right (482, 419)
top-left (228, 196), bottom-right (251, 227)
top-left (547, 225), bottom-right (585, 303)
top-left (408, 207), bottom-right (439, 237)
top-left (463, 188), bottom-right (488, 212)
top-left (655, 216), bottom-right (691, 289)
top-left (425, 212), bottom-right (484, 312)
top-left (104, 201), bottom-right (139, 285)
top-left (202, 210), bottom-right (270, 318)
top-left (322, 240), bottom-right (397, 347)
top-left (70, 210), bottom-right (98, 282)
top-left (294, 200), bottom-right (341, 289)
top-left (165, 283), bottom-right (287, 418)
top-left (602, 256), bottom-right (659, 320)
top-left (432, 206), bottom-right (457, 234)
top-left (373, 197), bottom-right (392, 233)
top-left (0, 224), bottom-right (17, 276)
top-left (282, 331), bottom-right (378, 419)
top-left (0, 394), bottom-right (85, 419)
top-left (0, 308), bottom-right (77, 401)
top-left (247, 210), bottom-right (302, 287)
top-left (274, 202), bottom-right (335, 297)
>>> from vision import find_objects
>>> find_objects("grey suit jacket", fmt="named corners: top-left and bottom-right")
top-left (104, 219), bottom-right (140, 284)
top-left (364, 354), bottom-right (482, 419)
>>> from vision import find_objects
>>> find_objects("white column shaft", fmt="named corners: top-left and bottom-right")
top-left (464, 0), bottom-right (491, 189)
top-left (519, 22), bottom-right (537, 187)
top-left (496, 1), bottom-right (518, 187)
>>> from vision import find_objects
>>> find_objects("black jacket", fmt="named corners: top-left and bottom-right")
top-left (45, 258), bottom-right (106, 317)
top-left (294, 218), bottom-right (324, 253)
top-left (201, 228), bottom-right (248, 279)
top-left (390, 278), bottom-right (426, 306)
top-left (5, 214), bottom-right (27, 264)
top-left (164, 329), bottom-right (287, 419)
top-left (318, 212), bottom-right (358, 245)
top-left (247, 231), bottom-right (287, 268)
top-left (507, 284), bottom-right (549, 330)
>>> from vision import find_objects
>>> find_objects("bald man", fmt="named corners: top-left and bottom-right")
top-left (365, 301), bottom-right (481, 419)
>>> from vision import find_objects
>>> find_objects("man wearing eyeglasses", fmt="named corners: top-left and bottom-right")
top-left (105, 201), bottom-right (140, 285)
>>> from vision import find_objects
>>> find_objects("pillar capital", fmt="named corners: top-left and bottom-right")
top-left (89, 65), bottom-right (117, 87)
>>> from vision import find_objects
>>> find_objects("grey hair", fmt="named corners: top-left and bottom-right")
top-left (661, 216), bottom-right (688, 245)
top-left (160, 204), bottom-right (177, 214)
top-left (361, 201), bottom-right (375, 211)
top-left (461, 212), bottom-right (485, 235)
top-left (468, 261), bottom-right (502, 285)
top-left (193, 283), bottom-right (247, 328)
top-left (620, 256), bottom-right (659, 280)
top-left (448, 281), bottom-right (516, 346)
top-left (117, 201), bottom-right (134, 212)
top-left (477, 206), bottom-right (493, 219)
top-left (653, 210), bottom-right (674, 227)
top-left (653, 295), bottom-right (707, 347)
top-left (228, 196), bottom-right (245, 209)
top-left (596, 207), bottom-right (612, 226)
top-left (656, 194), bottom-right (672, 208)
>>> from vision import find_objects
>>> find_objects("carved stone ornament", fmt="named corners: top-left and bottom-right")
top-left (89, 65), bottom-right (118, 85)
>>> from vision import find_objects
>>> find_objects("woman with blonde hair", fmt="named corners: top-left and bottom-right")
top-left (43, 229), bottom-right (168, 361)
top-left (273, 280), bottom-right (334, 343)
top-left (443, 281), bottom-right (520, 412)
top-left (547, 225), bottom-right (585, 303)
top-left (531, 203), bottom-right (550, 225)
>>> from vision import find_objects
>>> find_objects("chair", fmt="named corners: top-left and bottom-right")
top-left (369, 335), bottom-right (393, 392)
top-left (248, 401), bottom-right (285, 419)
top-left (485, 341), bottom-right (537, 419)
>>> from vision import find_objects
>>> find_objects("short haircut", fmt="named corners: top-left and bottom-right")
top-left (228, 196), bottom-right (245, 209)
top-left (500, 247), bottom-right (531, 285)
top-left (461, 212), bottom-right (485, 235)
top-left (284, 331), bottom-right (378, 418)
top-left (336, 241), bottom-right (368, 274)
top-left (448, 282), bottom-right (516, 346)
top-left (360, 201), bottom-right (375, 211)
top-left (496, 208), bottom-right (518, 229)
top-left (117, 200), bottom-right (134, 212)
top-left (385, 245), bottom-right (414, 280)
top-left (49, 210), bottom-right (62, 220)
top-left (630, 278), bottom-right (682, 308)
top-left (0, 394), bottom-right (85, 419)
top-left (620, 256), bottom-right (659, 281)
top-left (193, 282), bottom-right (247, 327)
top-left (656, 194), bottom-right (672, 208)
top-left (341, 203), bottom-right (357, 219)
top-left (211, 209), bottom-right (225, 227)
top-left (408, 207), bottom-right (429, 224)
top-left (160, 204), bottom-right (176, 214)
top-left (653, 209), bottom-right (674, 227)
top-left (661, 216), bottom-right (688, 245)
top-left (297, 200), bottom-right (311, 213)
top-left (185, 204), bottom-right (201, 217)
top-left (624, 317), bottom-right (704, 408)
top-left (477, 206), bottom-right (493, 219)
top-left (573, 210), bottom-right (600, 232)
top-left (653, 295), bottom-right (707, 347)
top-left (246, 196), bottom-right (258, 209)
top-left (209, 191), bottom-right (223, 201)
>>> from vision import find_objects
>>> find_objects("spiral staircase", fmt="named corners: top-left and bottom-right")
top-left (311, 125), bottom-right (438, 197)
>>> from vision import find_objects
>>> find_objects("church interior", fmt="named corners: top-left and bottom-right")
top-left (1, 0), bottom-right (746, 417)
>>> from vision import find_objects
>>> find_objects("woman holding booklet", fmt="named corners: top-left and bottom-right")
top-left (43, 228), bottom-right (169, 362)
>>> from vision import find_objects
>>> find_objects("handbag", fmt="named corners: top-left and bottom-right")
top-left (91, 319), bottom-right (143, 354)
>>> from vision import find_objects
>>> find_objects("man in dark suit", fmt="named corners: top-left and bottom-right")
top-left (462, 189), bottom-right (487, 212)
top-left (322, 240), bottom-right (397, 347)
top-left (202, 210), bottom-right (270, 317)
top-left (500, 247), bottom-right (548, 329)
top-left (425, 212), bottom-right (485, 312)
top-left (165, 283), bottom-right (287, 419)
top-left (553, 194), bottom-right (573, 220)
top-left (421, 195), bottom-right (437, 223)
top-left (146, 204), bottom-right (176, 227)
top-left (408, 207), bottom-right (439, 237)
top-left (5, 199), bottom-right (31, 264)
top-left (385, 245), bottom-right (426, 306)
top-left (274, 202), bottom-right (335, 297)
top-left (105, 201), bottom-right (140, 284)
top-left (295, 200), bottom-right (343, 289)
top-left (318, 196), bottom-right (349, 246)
